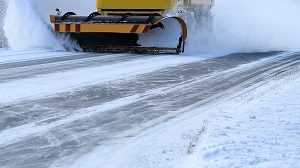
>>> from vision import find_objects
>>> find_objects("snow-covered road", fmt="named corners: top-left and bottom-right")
top-left (1, 50), bottom-right (300, 168)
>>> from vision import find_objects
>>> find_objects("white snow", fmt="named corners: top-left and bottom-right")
top-left (1, 1), bottom-right (300, 167)
top-left (197, 76), bottom-right (300, 168)
top-left (3, 0), bottom-right (64, 50)
top-left (0, 49), bottom-right (82, 63)
top-left (190, 0), bottom-right (300, 54)
top-left (138, 18), bottom-right (182, 48)
top-left (68, 63), bottom-right (300, 168)
top-left (0, 55), bottom-right (201, 104)
top-left (0, 93), bottom-right (141, 148)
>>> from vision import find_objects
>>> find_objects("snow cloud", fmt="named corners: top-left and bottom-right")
top-left (3, 0), bottom-right (64, 50)
top-left (188, 0), bottom-right (300, 54)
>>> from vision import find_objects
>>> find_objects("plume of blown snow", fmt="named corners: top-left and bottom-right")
top-left (186, 0), bottom-right (300, 55)
top-left (4, 0), bottom-right (62, 50)
top-left (3, 0), bottom-right (80, 51)
top-left (0, 0), bottom-right (7, 48)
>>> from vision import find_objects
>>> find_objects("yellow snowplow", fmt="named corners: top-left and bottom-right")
top-left (50, 0), bottom-right (214, 54)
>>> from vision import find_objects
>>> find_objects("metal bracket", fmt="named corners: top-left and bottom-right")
top-left (85, 12), bottom-right (102, 22)
top-left (61, 12), bottom-right (76, 21)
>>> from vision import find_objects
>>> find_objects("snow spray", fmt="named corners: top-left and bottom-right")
top-left (3, 0), bottom-right (81, 51)
top-left (186, 0), bottom-right (300, 55)
top-left (0, 0), bottom-right (7, 48)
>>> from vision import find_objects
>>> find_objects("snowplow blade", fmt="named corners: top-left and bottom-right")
top-left (50, 13), bottom-right (187, 54)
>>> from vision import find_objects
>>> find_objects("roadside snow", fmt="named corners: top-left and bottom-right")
top-left (68, 65), bottom-right (300, 168)
top-left (198, 76), bottom-right (300, 168)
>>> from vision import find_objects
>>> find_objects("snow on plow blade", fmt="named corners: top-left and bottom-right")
top-left (50, 13), bottom-right (187, 54)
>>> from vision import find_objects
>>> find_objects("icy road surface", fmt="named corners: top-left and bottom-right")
top-left (0, 50), bottom-right (300, 167)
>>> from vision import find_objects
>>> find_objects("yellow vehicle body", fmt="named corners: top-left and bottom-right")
top-left (97, 0), bottom-right (175, 15)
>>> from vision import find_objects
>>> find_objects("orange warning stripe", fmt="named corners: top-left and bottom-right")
top-left (50, 15), bottom-right (188, 41)
top-left (53, 23), bottom-right (152, 34)
top-left (130, 25), bottom-right (139, 33)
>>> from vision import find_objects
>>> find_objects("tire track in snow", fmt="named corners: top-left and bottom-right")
top-left (1, 52), bottom-right (299, 148)
top-left (0, 55), bottom-right (200, 104)
top-left (1, 51), bottom-right (300, 168)
top-left (0, 49), bottom-right (55, 57)
top-left (0, 52), bottom-right (276, 132)
top-left (0, 53), bottom-right (150, 82)
top-left (0, 49), bottom-right (83, 64)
